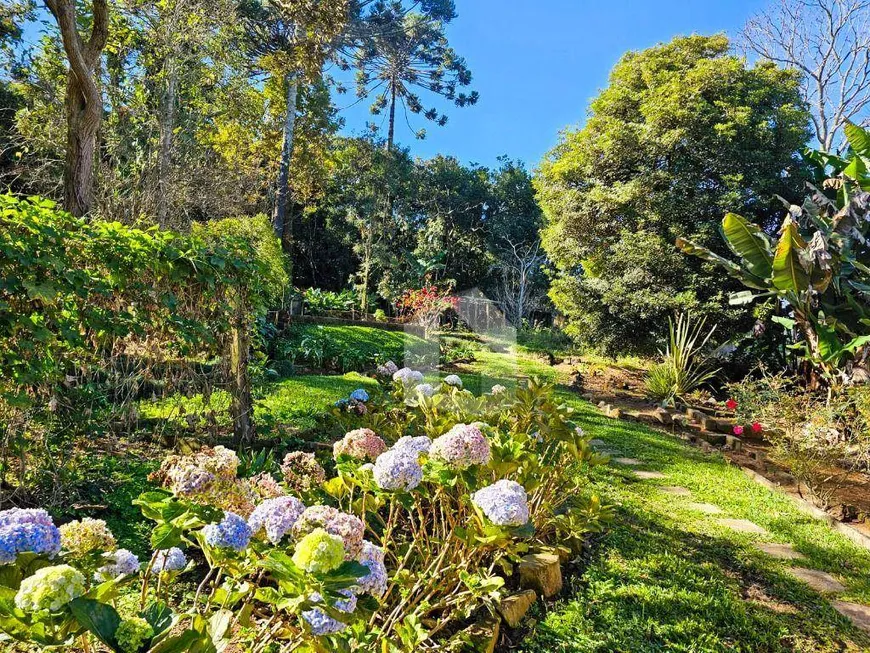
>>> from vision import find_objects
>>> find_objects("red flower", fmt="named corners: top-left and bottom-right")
top-left (733, 425), bottom-right (744, 436)
top-left (751, 422), bottom-right (762, 434)
top-left (725, 398), bottom-right (738, 410)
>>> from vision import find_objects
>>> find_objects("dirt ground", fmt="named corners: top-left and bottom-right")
top-left (565, 356), bottom-right (870, 536)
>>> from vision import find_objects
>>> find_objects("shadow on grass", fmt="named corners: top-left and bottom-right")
top-left (520, 496), bottom-right (869, 653)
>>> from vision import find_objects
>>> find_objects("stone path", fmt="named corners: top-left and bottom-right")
top-left (716, 518), bottom-right (770, 536)
top-left (754, 543), bottom-right (805, 560)
top-left (595, 439), bottom-right (870, 636)
top-left (786, 568), bottom-right (846, 593)
top-left (612, 457), bottom-right (642, 466)
top-left (659, 486), bottom-right (692, 496)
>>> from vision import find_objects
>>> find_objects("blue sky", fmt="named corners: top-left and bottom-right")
top-left (337, 0), bottom-right (769, 169)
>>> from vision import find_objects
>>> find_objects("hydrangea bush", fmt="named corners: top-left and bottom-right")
top-left (0, 372), bottom-right (610, 651)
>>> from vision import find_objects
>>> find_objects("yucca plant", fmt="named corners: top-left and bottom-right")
top-left (645, 313), bottom-right (719, 405)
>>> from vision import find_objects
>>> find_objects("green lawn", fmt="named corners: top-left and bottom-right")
top-left (458, 344), bottom-right (870, 652)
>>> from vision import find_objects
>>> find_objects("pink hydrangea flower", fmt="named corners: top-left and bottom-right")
top-left (430, 423), bottom-right (491, 470)
top-left (334, 429), bottom-right (388, 462)
top-left (293, 505), bottom-right (365, 559)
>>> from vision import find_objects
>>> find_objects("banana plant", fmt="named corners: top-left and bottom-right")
top-left (677, 122), bottom-right (870, 381)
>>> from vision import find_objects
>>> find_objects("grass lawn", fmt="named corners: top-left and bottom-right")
top-left (456, 343), bottom-right (870, 652)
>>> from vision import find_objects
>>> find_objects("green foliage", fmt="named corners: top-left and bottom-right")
top-left (301, 288), bottom-right (359, 314)
top-left (679, 122), bottom-right (870, 379)
top-left (645, 313), bottom-right (719, 404)
top-left (536, 34), bottom-right (811, 353)
top-left (273, 324), bottom-right (428, 373)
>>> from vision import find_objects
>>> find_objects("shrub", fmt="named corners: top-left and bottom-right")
top-left (644, 313), bottom-right (719, 404)
top-left (0, 375), bottom-right (611, 651)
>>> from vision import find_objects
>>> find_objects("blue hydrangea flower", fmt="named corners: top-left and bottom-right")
top-left (373, 449), bottom-right (422, 491)
top-left (301, 590), bottom-right (356, 636)
top-left (334, 398), bottom-right (349, 409)
top-left (0, 508), bottom-right (61, 564)
top-left (152, 547), bottom-right (187, 573)
top-left (95, 548), bottom-right (140, 580)
top-left (392, 436), bottom-right (431, 457)
top-left (248, 496), bottom-right (305, 545)
top-left (349, 388), bottom-right (370, 402)
top-left (471, 480), bottom-right (530, 527)
top-left (355, 540), bottom-right (388, 597)
top-left (202, 512), bottom-right (251, 552)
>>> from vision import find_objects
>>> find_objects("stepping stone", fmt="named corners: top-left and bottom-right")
top-left (787, 568), bottom-right (846, 593)
top-left (634, 470), bottom-right (666, 480)
top-left (589, 439), bottom-right (606, 447)
top-left (688, 502), bottom-right (723, 514)
top-left (716, 518), bottom-right (769, 536)
top-left (659, 486), bottom-right (691, 496)
top-left (612, 457), bottom-right (642, 466)
top-left (755, 543), bottom-right (805, 561)
top-left (832, 601), bottom-right (870, 633)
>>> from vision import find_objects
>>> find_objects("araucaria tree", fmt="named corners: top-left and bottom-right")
top-left (353, 2), bottom-right (477, 149)
top-left (535, 34), bottom-right (810, 353)
top-left (44, 0), bottom-right (108, 216)
top-left (742, 0), bottom-right (870, 150)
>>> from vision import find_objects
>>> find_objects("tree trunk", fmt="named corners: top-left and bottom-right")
top-left (63, 74), bottom-right (101, 217)
top-left (157, 62), bottom-right (177, 226)
top-left (229, 295), bottom-right (254, 448)
top-left (387, 80), bottom-right (396, 152)
top-left (273, 72), bottom-right (299, 239)
top-left (45, 0), bottom-right (109, 218)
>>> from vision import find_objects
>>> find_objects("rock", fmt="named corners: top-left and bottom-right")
top-left (707, 417), bottom-right (735, 434)
top-left (716, 518), bottom-right (769, 536)
top-left (830, 504), bottom-right (859, 522)
top-left (787, 568), bottom-right (846, 593)
top-left (653, 408), bottom-right (673, 425)
top-left (519, 553), bottom-right (563, 597)
top-left (832, 600), bottom-right (870, 633)
top-left (686, 407), bottom-right (709, 427)
top-left (705, 433), bottom-right (727, 447)
top-left (458, 614), bottom-right (500, 653)
top-left (597, 400), bottom-right (607, 408)
top-left (724, 435), bottom-right (742, 451)
top-left (688, 502), bottom-right (723, 514)
top-left (754, 542), bottom-right (805, 560)
top-left (589, 439), bottom-right (606, 447)
top-left (498, 590), bottom-right (537, 628)
top-left (608, 407), bottom-right (622, 419)
top-left (613, 457), bottom-right (642, 466)
top-left (634, 470), bottom-right (667, 480)
top-left (659, 486), bottom-right (691, 496)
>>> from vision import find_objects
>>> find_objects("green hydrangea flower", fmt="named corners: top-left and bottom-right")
top-left (292, 528), bottom-right (345, 574)
top-left (14, 564), bottom-right (86, 613)
top-left (59, 517), bottom-right (116, 557)
top-left (115, 617), bottom-right (154, 653)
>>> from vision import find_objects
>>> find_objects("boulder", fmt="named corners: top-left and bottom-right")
top-left (653, 407), bottom-right (673, 425)
top-left (458, 615), bottom-right (500, 653)
top-left (498, 590), bottom-right (537, 628)
top-left (519, 553), bottom-right (563, 597)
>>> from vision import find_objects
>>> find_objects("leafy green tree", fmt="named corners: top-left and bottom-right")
top-left (352, 1), bottom-right (477, 150)
top-left (536, 34), bottom-right (811, 353)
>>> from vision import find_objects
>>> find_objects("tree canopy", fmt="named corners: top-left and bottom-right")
top-left (536, 34), bottom-right (811, 352)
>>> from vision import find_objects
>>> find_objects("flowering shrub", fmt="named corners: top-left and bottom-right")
top-left (0, 371), bottom-right (610, 651)
top-left (395, 285), bottom-right (458, 321)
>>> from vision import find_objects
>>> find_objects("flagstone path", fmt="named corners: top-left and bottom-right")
top-left (591, 443), bottom-right (870, 636)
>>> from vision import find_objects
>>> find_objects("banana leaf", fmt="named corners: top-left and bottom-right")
top-left (772, 217), bottom-right (809, 293)
top-left (720, 213), bottom-right (773, 280)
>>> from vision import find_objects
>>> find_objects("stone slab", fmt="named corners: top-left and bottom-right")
top-left (688, 502), bottom-right (723, 514)
top-left (659, 486), bottom-right (691, 496)
top-left (754, 542), bottom-right (805, 560)
top-left (787, 567), bottom-right (846, 593)
top-left (716, 518), bottom-right (769, 536)
top-left (832, 600), bottom-right (870, 633)
top-left (612, 457), bottom-right (643, 466)
top-left (519, 553), bottom-right (562, 597)
top-left (634, 470), bottom-right (667, 480)
top-left (498, 590), bottom-right (537, 628)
